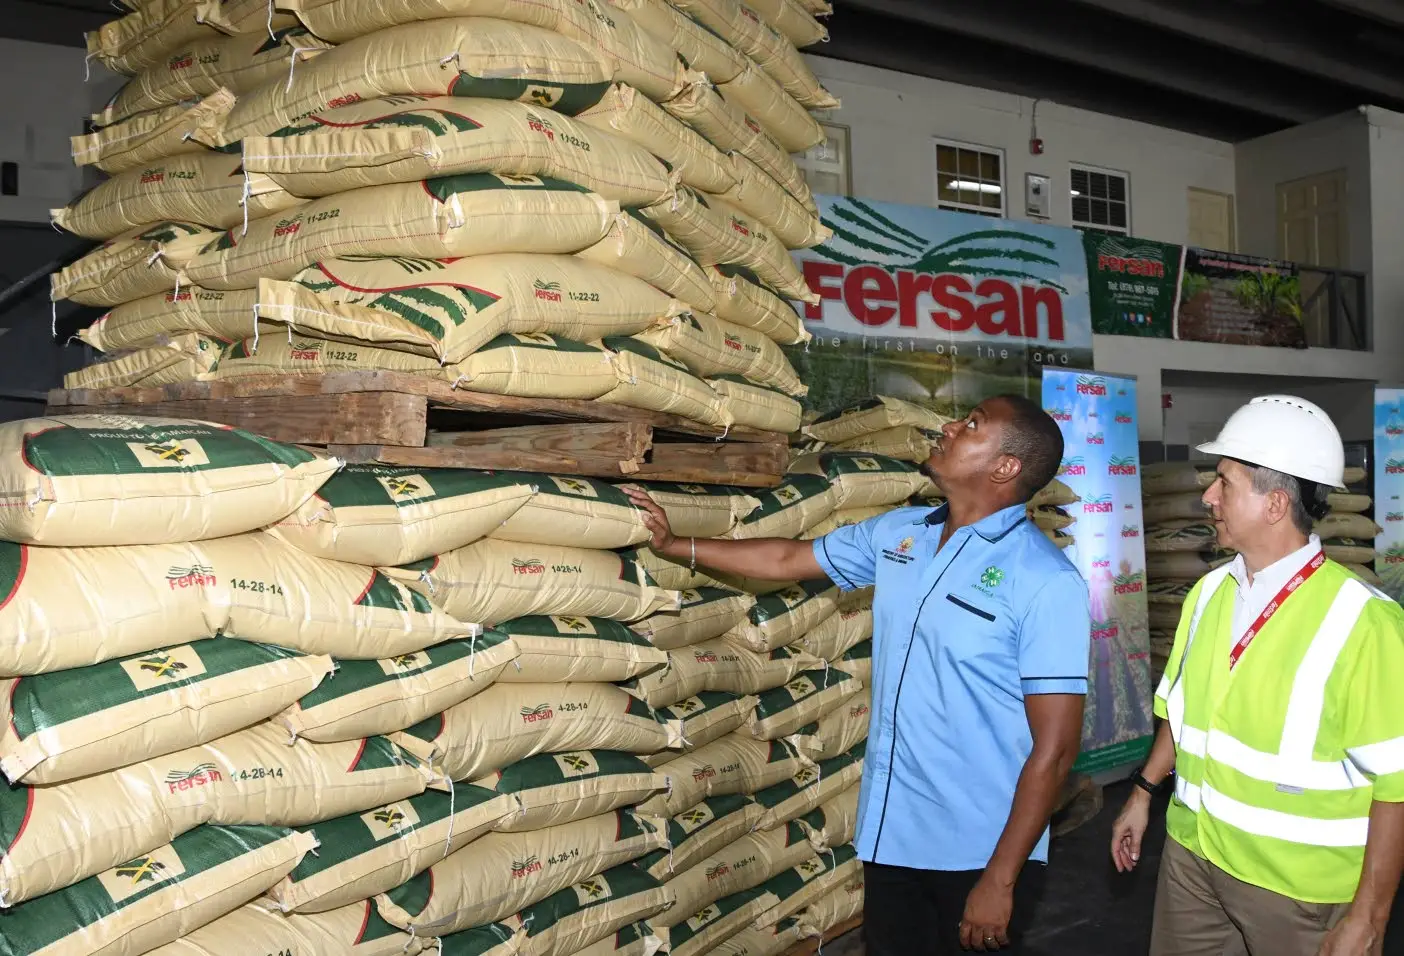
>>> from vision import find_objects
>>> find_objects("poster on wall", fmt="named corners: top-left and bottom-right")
top-left (1175, 248), bottom-right (1305, 348)
top-left (1374, 388), bottom-right (1404, 601)
top-left (791, 196), bottom-right (1093, 414)
top-left (1082, 232), bottom-right (1183, 339)
top-left (1042, 369), bottom-right (1154, 774)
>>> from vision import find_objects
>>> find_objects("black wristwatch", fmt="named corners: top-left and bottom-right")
top-left (1132, 771), bottom-right (1166, 796)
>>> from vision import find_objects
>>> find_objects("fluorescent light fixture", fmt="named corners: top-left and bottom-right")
top-left (1070, 189), bottom-right (1082, 196)
top-left (946, 179), bottom-right (1001, 194)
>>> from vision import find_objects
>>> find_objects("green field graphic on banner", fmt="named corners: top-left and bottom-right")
top-left (1375, 389), bottom-right (1404, 600)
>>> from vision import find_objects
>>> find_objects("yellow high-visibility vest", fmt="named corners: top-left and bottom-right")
top-left (1154, 559), bottom-right (1404, 903)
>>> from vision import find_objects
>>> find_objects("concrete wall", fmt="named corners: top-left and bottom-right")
top-left (0, 39), bottom-right (98, 223)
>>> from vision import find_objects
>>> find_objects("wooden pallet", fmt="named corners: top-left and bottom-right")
top-left (45, 371), bottom-right (789, 486)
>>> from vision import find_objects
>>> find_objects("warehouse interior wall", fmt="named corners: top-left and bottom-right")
top-left (0, 38), bottom-right (93, 224)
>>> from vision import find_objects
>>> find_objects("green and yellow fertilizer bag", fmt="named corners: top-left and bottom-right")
top-left (472, 749), bottom-right (668, 831)
top-left (708, 375), bottom-right (804, 434)
top-left (143, 900), bottom-right (427, 956)
top-left (635, 792), bottom-right (765, 880)
top-left (788, 451), bottom-right (936, 509)
top-left (659, 883), bottom-right (780, 956)
top-left (638, 735), bottom-right (811, 818)
top-left (72, 92), bottom-right (238, 177)
top-left (578, 210), bottom-right (718, 312)
top-left (634, 311), bottom-right (805, 396)
top-left (77, 287), bottom-right (266, 354)
top-left (511, 863), bottom-right (671, 956)
top-left (795, 783), bottom-right (861, 851)
top-left (786, 601), bottom-right (872, 661)
top-left (787, 693), bottom-right (869, 762)
top-left (629, 586), bottom-right (756, 651)
top-left (802, 396), bottom-right (952, 445)
top-left (745, 668), bottom-right (862, 741)
top-left (654, 820), bottom-right (816, 929)
top-left (628, 481), bottom-right (761, 538)
top-left (751, 844), bottom-right (862, 928)
top-left (62, 333), bottom-right (223, 390)
top-left (643, 692), bottom-right (759, 765)
top-left (576, 83), bottom-right (736, 195)
top-left (726, 474), bottom-right (835, 540)
top-left (706, 264), bottom-right (809, 345)
top-left (598, 336), bottom-right (730, 428)
top-left (727, 581), bottom-right (840, 652)
top-left (490, 473), bottom-right (651, 550)
top-left (52, 221), bottom-right (219, 308)
top-left (494, 615), bottom-right (668, 683)
top-left (752, 741), bottom-right (864, 831)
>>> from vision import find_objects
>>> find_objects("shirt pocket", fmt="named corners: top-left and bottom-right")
top-left (945, 592), bottom-right (996, 622)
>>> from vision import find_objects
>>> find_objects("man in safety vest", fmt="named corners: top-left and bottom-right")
top-left (1110, 395), bottom-right (1404, 955)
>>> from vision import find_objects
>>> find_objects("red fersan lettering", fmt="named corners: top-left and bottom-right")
top-left (1097, 254), bottom-right (1165, 278)
top-left (290, 348), bottom-right (320, 361)
top-left (843, 265), bottom-right (897, 326)
top-left (521, 708), bottom-right (554, 724)
top-left (168, 571), bottom-right (216, 590)
top-left (534, 289), bottom-right (562, 302)
top-left (167, 768), bottom-right (222, 793)
top-left (325, 92), bottom-right (363, 110)
top-left (804, 260), bottom-right (844, 320)
top-left (930, 274), bottom-right (976, 332)
top-left (1114, 579), bottom-right (1144, 595)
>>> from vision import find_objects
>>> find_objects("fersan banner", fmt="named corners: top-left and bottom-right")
top-left (791, 196), bottom-right (1094, 413)
top-left (1375, 388), bottom-right (1404, 600)
top-left (1043, 369), bottom-right (1154, 774)
top-left (1083, 232), bottom-right (1183, 339)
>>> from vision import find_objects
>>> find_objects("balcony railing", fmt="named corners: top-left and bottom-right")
top-left (1299, 265), bottom-right (1368, 351)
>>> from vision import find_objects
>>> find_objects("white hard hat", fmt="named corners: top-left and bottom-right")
top-left (1196, 395), bottom-right (1345, 488)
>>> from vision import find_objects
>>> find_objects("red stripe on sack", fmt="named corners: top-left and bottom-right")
top-left (352, 571), bottom-right (376, 607)
top-left (314, 261), bottom-right (498, 300)
top-left (353, 900), bottom-right (372, 943)
top-left (346, 738), bottom-right (368, 773)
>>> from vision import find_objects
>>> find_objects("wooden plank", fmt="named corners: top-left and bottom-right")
top-left (630, 440), bottom-right (787, 488)
top-left (47, 391), bottom-right (427, 447)
top-left (48, 372), bottom-right (785, 443)
top-left (781, 916), bottom-right (863, 956)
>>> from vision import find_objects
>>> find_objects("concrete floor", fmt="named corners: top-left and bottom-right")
top-left (826, 780), bottom-right (1404, 955)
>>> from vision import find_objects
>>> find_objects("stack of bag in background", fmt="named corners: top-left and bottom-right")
top-left (1140, 461), bottom-right (1376, 688)
top-left (53, 0), bottom-right (833, 439)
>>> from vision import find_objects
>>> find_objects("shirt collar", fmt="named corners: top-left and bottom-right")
top-left (1228, 534), bottom-right (1322, 592)
top-left (924, 502), bottom-right (1028, 542)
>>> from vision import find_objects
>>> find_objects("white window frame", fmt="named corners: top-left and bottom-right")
top-left (934, 138), bottom-right (1006, 218)
top-left (794, 122), bottom-right (852, 197)
top-left (1070, 163), bottom-right (1131, 235)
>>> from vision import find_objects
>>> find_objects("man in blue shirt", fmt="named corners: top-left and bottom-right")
top-left (623, 394), bottom-right (1090, 954)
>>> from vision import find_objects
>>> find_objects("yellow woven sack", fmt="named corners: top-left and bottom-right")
top-left (789, 693), bottom-right (869, 761)
top-left (620, 544), bottom-right (723, 591)
top-left (788, 602), bottom-right (872, 660)
top-left (718, 63), bottom-right (823, 152)
top-left (55, 222), bottom-right (220, 308)
top-left (727, 582), bottom-right (839, 652)
top-left (637, 793), bottom-right (765, 879)
top-left (632, 482), bottom-right (759, 538)
top-left (495, 615), bottom-right (669, 683)
top-left (798, 783), bottom-right (861, 852)
top-left (146, 901), bottom-right (427, 956)
top-left (630, 586), bottom-right (757, 650)
top-left (452, 333), bottom-right (619, 398)
top-left (662, 76), bottom-right (813, 211)
top-left (184, 174), bottom-right (618, 291)
top-left (62, 332), bottom-right (223, 389)
top-left (79, 288), bottom-right (266, 352)
top-left (791, 452), bottom-right (934, 509)
top-left (669, 0), bottom-right (836, 107)
top-left (800, 505), bottom-right (889, 541)
top-left (655, 825), bottom-right (815, 929)
top-left (610, 0), bottom-right (747, 83)
top-left (52, 151), bottom-right (301, 241)
top-left (578, 210), bottom-right (718, 311)
top-left (798, 880), bottom-right (864, 938)
top-left (475, 750), bottom-right (669, 832)
top-left (211, 333), bottom-right (445, 381)
top-left (709, 375), bottom-right (803, 433)
top-left (1029, 478), bottom-right (1078, 508)
top-left (708, 265), bottom-right (809, 344)
top-left (72, 91), bottom-right (235, 175)
top-left (600, 336), bottom-right (731, 427)
top-left (0, 416), bottom-right (338, 546)
top-left (576, 83), bottom-right (736, 194)
top-left (636, 312), bottom-right (805, 396)
top-left (244, 96), bottom-right (674, 207)
top-left (94, 26), bottom-right (332, 126)
top-left (216, 19), bottom-right (615, 146)
top-left (386, 537), bottom-right (680, 625)
top-left (831, 425), bottom-right (938, 463)
top-left (391, 682), bottom-right (680, 781)
top-left (711, 922), bottom-right (810, 956)
top-left (803, 396), bottom-right (952, 443)
top-left (623, 637), bottom-right (750, 709)
top-left (639, 735), bottom-right (811, 817)
top-left (727, 474), bottom-right (836, 540)
top-left (746, 0), bottom-right (827, 46)
top-left (85, 0), bottom-right (231, 76)
top-left (260, 252), bottom-right (678, 363)
top-left (717, 152), bottom-right (830, 250)
top-left (492, 474), bottom-right (650, 549)
top-left (645, 693), bottom-right (758, 766)
top-left (745, 669), bottom-right (861, 740)
top-left (0, 642), bottom-right (333, 785)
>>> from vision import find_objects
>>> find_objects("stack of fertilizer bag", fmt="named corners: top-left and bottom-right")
top-left (1140, 461), bottom-right (1376, 686)
top-left (54, 0), bottom-right (833, 442)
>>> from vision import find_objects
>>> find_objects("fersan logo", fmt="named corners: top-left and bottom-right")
top-left (693, 648), bottom-right (719, 663)
top-left (1115, 412), bottom-right (1134, 424)
top-left (1387, 513), bottom-right (1404, 523)
top-left (1048, 407), bottom-right (1072, 422)
top-left (1083, 494), bottom-right (1114, 514)
top-left (168, 52), bottom-right (194, 70)
top-left (706, 863), bottom-right (731, 881)
top-left (1060, 457), bottom-right (1086, 477)
top-left (325, 92), bottom-right (363, 110)
top-left (1108, 456), bottom-right (1138, 476)
top-left (1121, 525), bottom-right (1141, 538)
top-left (1384, 548), bottom-right (1404, 566)
top-left (1388, 459), bottom-right (1404, 475)
top-left (274, 218), bottom-right (301, 238)
top-left (165, 763), bottom-right (222, 794)
top-left (1091, 619), bottom-right (1120, 640)
top-left (511, 857), bottom-right (542, 879)
top-left (1087, 433), bottom-right (1105, 445)
top-left (140, 167), bottom-right (166, 184)
top-left (1114, 572), bottom-right (1145, 595)
top-left (1092, 558), bottom-right (1111, 570)
top-left (511, 559), bottom-right (546, 575)
top-left (1097, 254), bottom-right (1165, 278)
top-left (692, 764), bottom-right (717, 782)
top-left (533, 279), bottom-right (563, 302)
top-left (290, 340), bottom-right (322, 361)
top-left (729, 216), bottom-right (751, 238)
top-left (525, 111), bottom-right (556, 140)
top-left (166, 564), bottom-right (216, 590)
top-left (1076, 376), bottom-right (1108, 396)
top-left (520, 703), bottom-right (554, 724)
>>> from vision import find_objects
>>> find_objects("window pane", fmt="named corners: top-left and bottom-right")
top-left (980, 188), bottom-right (1001, 210)
top-left (1109, 175), bottom-right (1127, 202)
top-left (957, 184), bottom-right (979, 206)
top-left (1110, 201), bottom-right (1128, 228)
top-left (937, 144), bottom-right (957, 175)
top-left (1071, 168), bottom-right (1089, 194)
top-left (810, 170), bottom-right (842, 195)
top-left (1089, 173), bottom-right (1108, 199)
top-left (1090, 199), bottom-right (1110, 226)
top-left (980, 152), bottom-right (1001, 182)
top-left (1072, 196), bottom-right (1090, 222)
top-left (938, 176), bottom-right (959, 203)
top-left (958, 149), bottom-right (981, 178)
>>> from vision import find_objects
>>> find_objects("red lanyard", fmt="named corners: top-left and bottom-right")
top-left (1228, 550), bottom-right (1325, 670)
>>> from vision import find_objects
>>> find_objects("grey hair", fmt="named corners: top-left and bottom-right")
top-left (1249, 465), bottom-right (1314, 535)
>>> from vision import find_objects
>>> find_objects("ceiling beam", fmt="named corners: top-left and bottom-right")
top-left (843, 0), bottom-right (1350, 124)
top-left (1316, 0), bottom-right (1404, 29)
top-left (0, 0), bottom-right (108, 47)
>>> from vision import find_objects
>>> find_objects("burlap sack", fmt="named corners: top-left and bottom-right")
top-left (639, 735), bottom-right (811, 817)
top-left (797, 876), bottom-right (864, 937)
top-left (281, 0), bottom-right (589, 42)
top-left (72, 92), bottom-right (235, 176)
top-left (1029, 478), bottom-right (1078, 508)
top-left (1346, 562), bottom-right (1385, 587)
top-left (1, 641), bottom-right (333, 785)
top-left (707, 265), bottom-right (809, 344)
top-left (1147, 579), bottom-right (1194, 606)
top-left (636, 312), bottom-right (805, 396)
top-left (496, 615), bottom-right (668, 682)
top-left (599, 336), bottom-right (730, 427)
top-left (1029, 504), bottom-right (1075, 532)
top-left (215, 19), bottom-right (615, 146)
top-left (1147, 552), bottom-right (1213, 580)
top-left (718, 63), bottom-right (823, 153)
top-left (619, 544), bottom-right (723, 591)
top-left (788, 693), bottom-right (869, 762)
top-left (85, 0), bottom-right (279, 76)
top-left (184, 174), bottom-right (618, 292)
top-left (655, 822), bottom-right (816, 928)
top-left (790, 452), bottom-right (934, 509)
top-left (434, 923), bottom-right (518, 956)
top-left (269, 787), bottom-right (517, 914)
top-left (474, 750), bottom-right (668, 831)
top-left (727, 475), bottom-right (836, 539)
top-left (661, 76), bottom-right (812, 210)
top-left (375, 810), bottom-right (665, 936)
top-left (796, 784), bottom-right (860, 851)
top-left (1327, 492), bottom-right (1372, 514)
top-left (79, 288), bottom-right (266, 353)
top-left (630, 586), bottom-right (757, 650)
top-left (728, 582), bottom-right (840, 652)
top-left (661, 884), bottom-right (780, 956)
top-left (746, 0), bottom-right (827, 45)
top-left (492, 474), bottom-right (650, 549)
top-left (258, 251), bottom-right (678, 363)
top-left (711, 919), bottom-right (810, 956)
top-left (145, 900), bottom-right (427, 956)
top-left (579, 210), bottom-right (718, 312)
top-left (277, 633), bottom-right (519, 743)
top-left (515, 863), bottom-right (672, 956)
top-left (245, 96), bottom-right (673, 207)
top-left (717, 155), bottom-right (829, 254)
top-left (576, 83), bottom-right (736, 195)
top-left (632, 482), bottom-right (762, 538)
top-left (799, 505), bottom-right (887, 541)
top-left (623, 638), bottom-right (758, 710)
top-left (1325, 539), bottom-right (1378, 565)
top-left (612, 0), bottom-right (746, 82)
top-left (752, 845), bottom-right (861, 928)
top-left (803, 397), bottom-right (951, 444)
top-left (272, 465), bottom-right (535, 567)
top-left (637, 792), bottom-right (765, 880)
top-left (0, 416), bottom-right (338, 546)
top-left (457, 333), bottom-right (623, 398)
top-left (390, 682), bottom-right (680, 781)
top-left (835, 643), bottom-right (870, 684)
top-left (639, 191), bottom-right (811, 301)
top-left (1144, 523), bottom-right (1216, 553)
top-left (831, 425), bottom-right (938, 463)
top-left (63, 332), bottom-right (223, 389)
top-left (667, 0), bottom-right (835, 108)
top-left (212, 334), bottom-right (446, 382)
top-left (1317, 512), bottom-right (1383, 540)
top-left (53, 151), bottom-right (301, 241)
top-left (95, 27), bottom-right (332, 126)
top-left (388, 538), bottom-right (679, 625)
top-left (55, 222), bottom-right (220, 309)
top-left (708, 376), bottom-right (802, 435)
top-left (1140, 462), bottom-right (1216, 497)
top-left (0, 825), bottom-right (315, 956)
top-left (753, 742), bottom-right (863, 830)
top-left (646, 692), bottom-right (758, 764)
top-left (746, 669), bottom-right (861, 741)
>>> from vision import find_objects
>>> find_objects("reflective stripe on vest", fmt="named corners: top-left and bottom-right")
top-left (1167, 570), bottom-right (1376, 847)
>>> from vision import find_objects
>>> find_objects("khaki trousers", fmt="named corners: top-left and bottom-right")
top-left (1150, 839), bottom-right (1349, 956)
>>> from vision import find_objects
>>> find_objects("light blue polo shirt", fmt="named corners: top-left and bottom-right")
top-left (812, 502), bottom-right (1090, 871)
